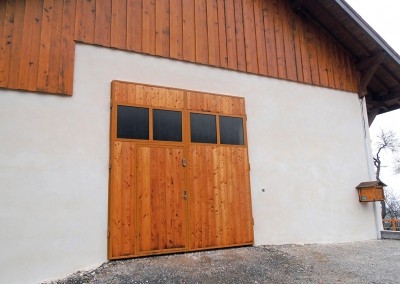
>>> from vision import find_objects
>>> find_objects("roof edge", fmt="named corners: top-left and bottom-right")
top-left (336, 0), bottom-right (400, 65)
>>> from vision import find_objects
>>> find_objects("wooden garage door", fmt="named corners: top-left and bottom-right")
top-left (108, 81), bottom-right (253, 259)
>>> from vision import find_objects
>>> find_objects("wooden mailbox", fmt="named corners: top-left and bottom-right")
top-left (355, 181), bottom-right (386, 202)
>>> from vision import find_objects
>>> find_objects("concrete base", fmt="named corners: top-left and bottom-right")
top-left (381, 230), bottom-right (400, 240)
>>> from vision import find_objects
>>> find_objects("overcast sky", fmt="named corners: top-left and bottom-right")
top-left (345, 0), bottom-right (400, 195)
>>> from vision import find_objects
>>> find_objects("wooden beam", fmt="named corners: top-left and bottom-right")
top-left (368, 100), bottom-right (387, 107)
top-left (373, 87), bottom-right (400, 103)
top-left (289, 0), bottom-right (310, 11)
top-left (356, 52), bottom-right (385, 71)
top-left (368, 107), bottom-right (381, 126)
top-left (358, 52), bottom-right (386, 98)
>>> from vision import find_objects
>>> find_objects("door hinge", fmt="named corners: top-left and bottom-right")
top-left (110, 101), bottom-right (113, 108)
top-left (109, 163), bottom-right (112, 170)
top-left (182, 158), bottom-right (186, 167)
top-left (107, 230), bottom-right (110, 238)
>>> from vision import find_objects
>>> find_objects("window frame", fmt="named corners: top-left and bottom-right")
top-left (219, 115), bottom-right (245, 146)
top-left (113, 103), bottom-right (185, 146)
top-left (188, 110), bottom-right (247, 147)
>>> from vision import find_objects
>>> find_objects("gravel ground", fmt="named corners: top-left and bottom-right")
top-left (49, 240), bottom-right (400, 284)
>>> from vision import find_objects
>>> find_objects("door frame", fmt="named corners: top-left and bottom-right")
top-left (108, 80), bottom-right (254, 259)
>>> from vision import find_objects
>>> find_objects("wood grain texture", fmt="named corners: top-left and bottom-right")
top-left (0, 0), bottom-right (359, 96)
top-left (187, 90), bottom-right (245, 116)
top-left (137, 146), bottom-right (186, 252)
top-left (109, 141), bottom-right (136, 258)
top-left (113, 81), bottom-right (185, 109)
top-left (188, 145), bottom-right (253, 249)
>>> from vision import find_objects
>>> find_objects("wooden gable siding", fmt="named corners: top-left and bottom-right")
top-left (0, 0), bottom-right (359, 96)
top-left (0, 0), bottom-right (76, 95)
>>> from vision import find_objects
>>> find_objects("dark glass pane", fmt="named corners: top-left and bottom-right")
top-left (153, 109), bottom-right (182, 142)
top-left (117, 106), bottom-right (149, 139)
top-left (190, 113), bottom-right (217, 144)
top-left (220, 116), bottom-right (244, 145)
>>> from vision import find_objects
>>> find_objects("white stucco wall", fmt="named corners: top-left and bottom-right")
top-left (0, 43), bottom-right (377, 284)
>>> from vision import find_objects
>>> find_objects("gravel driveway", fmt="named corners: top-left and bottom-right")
top-left (50, 240), bottom-right (400, 284)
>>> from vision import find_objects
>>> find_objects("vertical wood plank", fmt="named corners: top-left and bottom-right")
top-left (0, 0), bottom-right (16, 87)
top-left (26, 0), bottom-right (44, 91)
top-left (337, 47), bottom-right (346, 90)
top-left (74, 0), bottom-right (84, 40)
top-left (291, 12), bottom-right (303, 82)
top-left (111, 0), bottom-right (127, 49)
top-left (127, 0), bottom-right (142, 52)
top-left (331, 43), bottom-right (341, 89)
top-left (219, 146), bottom-right (228, 245)
top-left (216, 0), bottom-right (227, 68)
top-left (324, 34), bottom-right (335, 88)
top-left (195, 0), bottom-right (208, 64)
top-left (0, 0), bottom-right (6, 57)
top-left (263, 0), bottom-right (278, 78)
top-left (74, 0), bottom-right (95, 43)
top-left (233, 0), bottom-right (246, 72)
top-left (305, 21), bottom-right (320, 85)
top-left (46, 0), bottom-right (63, 93)
top-left (142, 0), bottom-right (156, 54)
top-left (272, 0), bottom-right (287, 79)
top-left (155, 0), bottom-right (170, 57)
top-left (343, 52), bottom-right (353, 91)
top-left (95, 0), bottom-right (111, 47)
top-left (349, 55), bottom-right (359, 92)
top-left (242, 0), bottom-right (258, 74)
top-left (37, 0), bottom-right (54, 92)
top-left (206, 0), bottom-right (220, 67)
top-left (253, 0), bottom-right (267, 76)
top-left (137, 146), bottom-right (151, 252)
top-left (59, 0), bottom-right (76, 95)
top-left (315, 29), bottom-right (329, 87)
top-left (298, 17), bottom-right (312, 84)
top-left (6, 0), bottom-right (25, 89)
top-left (200, 146), bottom-right (207, 248)
top-left (281, 0), bottom-right (297, 81)
top-left (17, 0), bottom-right (34, 90)
top-left (182, 0), bottom-right (195, 62)
top-left (170, 0), bottom-right (182, 59)
top-left (325, 38), bottom-right (335, 88)
top-left (206, 146), bottom-right (216, 247)
top-left (120, 143), bottom-right (135, 256)
top-left (224, 0), bottom-right (237, 70)
top-left (110, 141), bottom-right (123, 257)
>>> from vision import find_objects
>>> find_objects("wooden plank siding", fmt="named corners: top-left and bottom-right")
top-left (0, 0), bottom-right (359, 96)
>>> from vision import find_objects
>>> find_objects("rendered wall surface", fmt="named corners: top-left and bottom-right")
top-left (0, 44), bottom-right (376, 284)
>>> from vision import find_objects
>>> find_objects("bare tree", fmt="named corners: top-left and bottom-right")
top-left (394, 156), bottom-right (400, 175)
top-left (384, 188), bottom-right (400, 219)
top-left (373, 130), bottom-right (399, 181)
top-left (373, 130), bottom-right (400, 218)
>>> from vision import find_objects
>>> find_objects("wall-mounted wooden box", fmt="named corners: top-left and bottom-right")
top-left (355, 181), bottom-right (386, 202)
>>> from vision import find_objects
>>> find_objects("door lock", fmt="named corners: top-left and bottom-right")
top-left (183, 191), bottom-right (187, 200)
top-left (182, 159), bottom-right (186, 167)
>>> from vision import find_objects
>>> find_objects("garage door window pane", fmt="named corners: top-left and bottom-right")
top-left (117, 106), bottom-right (149, 139)
top-left (153, 109), bottom-right (182, 142)
top-left (220, 116), bottom-right (244, 145)
top-left (190, 113), bottom-right (217, 144)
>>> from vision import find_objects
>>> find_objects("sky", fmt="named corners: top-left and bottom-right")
top-left (345, 0), bottom-right (400, 196)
